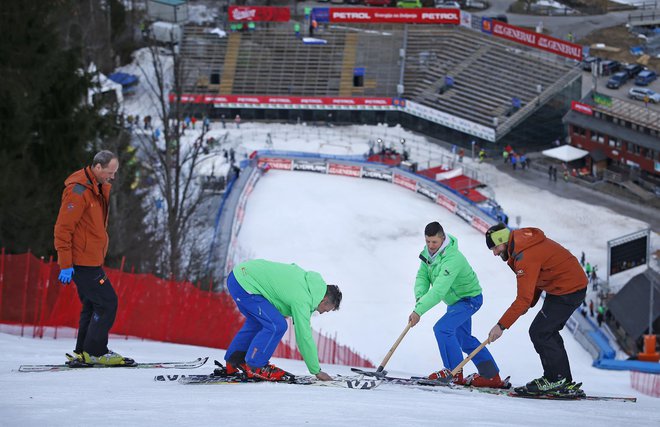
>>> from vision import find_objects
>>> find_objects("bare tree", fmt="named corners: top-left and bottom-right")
top-left (133, 42), bottom-right (210, 280)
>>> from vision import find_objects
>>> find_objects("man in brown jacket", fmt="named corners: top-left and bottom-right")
top-left (485, 223), bottom-right (587, 398)
top-left (54, 150), bottom-right (131, 366)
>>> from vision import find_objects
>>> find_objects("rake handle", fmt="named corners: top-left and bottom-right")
top-left (376, 323), bottom-right (412, 372)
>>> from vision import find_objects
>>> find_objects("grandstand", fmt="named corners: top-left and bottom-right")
top-left (177, 22), bottom-right (582, 147)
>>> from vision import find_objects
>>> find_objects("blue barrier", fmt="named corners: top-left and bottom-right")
top-left (587, 330), bottom-right (616, 360)
top-left (593, 358), bottom-right (660, 374)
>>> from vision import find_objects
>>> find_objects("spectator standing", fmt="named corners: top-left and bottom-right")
top-left (221, 114), bottom-right (226, 129)
top-left (235, 114), bottom-right (241, 129)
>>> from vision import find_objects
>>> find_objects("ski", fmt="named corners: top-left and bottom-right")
top-left (18, 356), bottom-right (209, 372)
top-left (469, 387), bottom-right (637, 403)
top-left (154, 373), bottom-right (380, 389)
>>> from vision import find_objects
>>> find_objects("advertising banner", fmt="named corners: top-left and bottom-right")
top-left (293, 159), bottom-right (327, 173)
top-left (416, 183), bottom-right (438, 201)
top-left (571, 101), bottom-right (594, 116)
top-left (257, 157), bottom-right (292, 170)
top-left (456, 205), bottom-right (474, 223)
top-left (361, 167), bottom-right (393, 182)
top-left (471, 216), bottom-right (491, 234)
top-left (171, 94), bottom-right (393, 108)
top-left (436, 193), bottom-right (457, 213)
top-left (482, 18), bottom-right (582, 61)
top-left (328, 8), bottom-right (460, 24)
top-left (393, 173), bottom-right (417, 192)
top-left (328, 163), bottom-right (361, 178)
top-left (404, 100), bottom-right (496, 142)
top-left (228, 6), bottom-right (291, 22)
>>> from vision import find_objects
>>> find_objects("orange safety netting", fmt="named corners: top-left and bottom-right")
top-left (0, 250), bottom-right (373, 368)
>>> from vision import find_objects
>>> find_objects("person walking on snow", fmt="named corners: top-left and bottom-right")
top-left (485, 223), bottom-right (587, 397)
top-left (54, 151), bottom-right (130, 366)
top-left (408, 222), bottom-right (507, 388)
top-left (224, 259), bottom-right (342, 382)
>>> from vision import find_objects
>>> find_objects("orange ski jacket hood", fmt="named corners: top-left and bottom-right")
top-left (498, 228), bottom-right (587, 329)
top-left (54, 166), bottom-right (111, 269)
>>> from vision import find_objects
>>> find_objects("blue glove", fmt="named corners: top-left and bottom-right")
top-left (58, 267), bottom-right (74, 285)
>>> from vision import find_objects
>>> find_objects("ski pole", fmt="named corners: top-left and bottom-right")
top-left (376, 323), bottom-right (412, 374)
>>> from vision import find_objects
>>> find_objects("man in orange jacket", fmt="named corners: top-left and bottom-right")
top-left (54, 150), bottom-right (131, 366)
top-left (485, 223), bottom-right (587, 398)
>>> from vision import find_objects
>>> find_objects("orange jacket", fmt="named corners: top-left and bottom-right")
top-left (498, 228), bottom-right (587, 329)
top-left (54, 167), bottom-right (111, 268)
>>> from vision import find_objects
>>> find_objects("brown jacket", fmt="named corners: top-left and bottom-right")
top-left (498, 228), bottom-right (587, 329)
top-left (54, 167), bottom-right (111, 268)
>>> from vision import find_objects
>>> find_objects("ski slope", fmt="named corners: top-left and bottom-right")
top-left (2, 155), bottom-right (659, 425)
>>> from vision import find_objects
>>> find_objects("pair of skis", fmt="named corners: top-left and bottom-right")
top-left (18, 357), bottom-right (210, 373)
top-left (17, 358), bottom-right (381, 390)
top-left (350, 368), bottom-right (637, 403)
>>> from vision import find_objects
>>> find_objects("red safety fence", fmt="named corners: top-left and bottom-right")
top-left (631, 371), bottom-right (660, 398)
top-left (0, 250), bottom-right (373, 368)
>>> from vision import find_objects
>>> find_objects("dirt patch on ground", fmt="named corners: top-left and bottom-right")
top-left (577, 24), bottom-right (659, 71)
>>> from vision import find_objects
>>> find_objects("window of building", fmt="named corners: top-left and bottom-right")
top-left (591, 132), bottom-right (605, 144)
top-left (572, 125), bottom-right (586, 136)
top-left (609, 137), bottom-right (622, 148)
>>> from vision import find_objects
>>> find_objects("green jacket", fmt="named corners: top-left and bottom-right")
top-left (413, 235), bottom-right (482, 316)
top-left (232, 259), bottom-right (327, 374)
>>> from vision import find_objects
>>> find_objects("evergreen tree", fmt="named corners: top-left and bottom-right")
top-left (0, 0), bottom-right (97, 255)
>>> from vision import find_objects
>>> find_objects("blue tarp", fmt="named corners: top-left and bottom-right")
top-left (108, 72), bottom-right (139, 87)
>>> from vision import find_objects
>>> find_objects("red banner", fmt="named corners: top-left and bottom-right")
top-left (485, 20), bottom-right (582, 61)
top-left (329, 8), bottom-right (460, 24)
top-left (436, 193), bottom-right (457, 213)
top-left (471, 216), bottom-right (491, 234)
top-left (170, 93), bottom-right (393, 107)
top-left (571, 101), bottom-right (594, 116)
top-left (228, 6), bottom-right (291, 22)
top-left (257, 157), bottom-right (292, 170)
top-left (328, 163), bottom-right (361, 178)
top-left (393, 173), bottom-right (417, 191)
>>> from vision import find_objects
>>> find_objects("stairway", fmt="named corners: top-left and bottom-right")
top-left (219, 33), bottom-right (241, 94)
top-left (339, 33), bottom-right (358, 97)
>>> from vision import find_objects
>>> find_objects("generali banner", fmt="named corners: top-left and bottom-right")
top-left (170, 93), bottom-right (393, 107)
top-left (328, 7), bottom-right (460, 24)
top-left (571, 101), bottom-right (594, 115)
top-left (228, 6), bottom-right (291, 22)
top-left (482, 18), bottom-right (582, 61)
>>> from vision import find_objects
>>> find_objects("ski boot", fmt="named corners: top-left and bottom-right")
top-left (464, 373), bottom-right (510, 389)
top-left (244, 363), bottom-right (294, 382)
top-left (514, 376), bottom-right (569, 396)
top-left (428, 368), bottom-right (464, 384)
top-left (82, 350), bottom-right (134, 366)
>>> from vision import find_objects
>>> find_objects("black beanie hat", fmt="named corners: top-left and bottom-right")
top-left (486, 223), bottom-right (510, 249)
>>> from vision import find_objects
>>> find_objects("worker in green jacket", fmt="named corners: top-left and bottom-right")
top-left (408, 222), bottom-right (506, 388)
top-left (224, 259), bottom-right (342, 381)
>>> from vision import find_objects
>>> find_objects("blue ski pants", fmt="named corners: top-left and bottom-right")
top-left (434, 294), bottom-right (499, 378)
top-left (224, 272), bottom-right (288, 369)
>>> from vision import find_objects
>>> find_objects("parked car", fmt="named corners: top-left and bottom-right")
top-left (397, 0), bottom-right (422, 7)
top-left (635, 70), bottom-right (658, 86)
top-left (628, 87), bottom-right (660, 103)
top-left (606, 72), bottom-right (630, 89)
top-left (600, 60), bottom-right (621, 76)
top-left (582, 56), bottom-right (600, 72)
top-left (435, 1), bottom-right (460, 7)
top-left (623, 63), bottom-right (644, 78)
